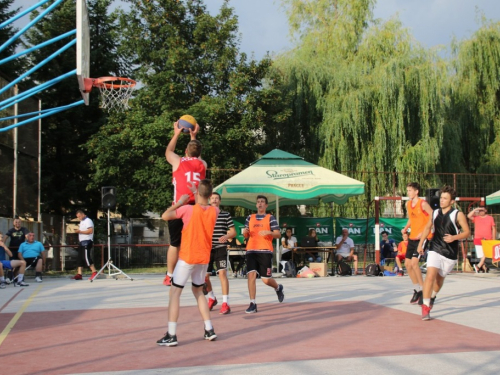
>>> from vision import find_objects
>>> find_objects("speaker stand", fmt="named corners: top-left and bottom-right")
top-left (91, 208), bottom-right (133, 282)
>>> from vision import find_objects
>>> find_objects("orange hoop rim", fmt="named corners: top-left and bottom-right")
top-left (83, 76), bottom-right (136, 92)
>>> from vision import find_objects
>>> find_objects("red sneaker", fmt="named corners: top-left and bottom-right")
top-left (219, 302), bottom-right (231, 315)
top-left (208, 297), bottom-right (218, 311)
top-left (163, 275), bottom-right (171, 286)
top-left (421, 304), bottom-right (431, 321)
top-left (71, 274), bottom-right (82, 280)
top-left (89, 272), bottom-right (98, 281)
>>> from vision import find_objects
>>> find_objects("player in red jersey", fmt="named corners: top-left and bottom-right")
top-left (164, 120), bottom-right (207, 286)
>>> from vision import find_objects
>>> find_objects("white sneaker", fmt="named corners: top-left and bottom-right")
top-left (5, 278), bottom-right (11, 285)
top-left (35, 276), bottom-right (43, 283)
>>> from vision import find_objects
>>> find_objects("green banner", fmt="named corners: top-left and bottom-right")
top-left (335, 218), bottom-right (408, 244)
top-left (232, 217), bottom-right (334, 244)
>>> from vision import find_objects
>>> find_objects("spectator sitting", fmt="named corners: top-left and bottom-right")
top-left (306, 228), bottom-right (322, 263)
top-left (18, 232), bottom-right (46, 283)
top-left (335, 228), bottom-right (358, 275)
top-left (228, 237), bottom-right (246, 277)
top-left (0, 245), bottom-right (29, 287)
top-left (395, 232), bottom-right (409, 276)
top-left (380, 231), bottom-right (398, 261)
top-left (280, 228), bottom-right (297, 274)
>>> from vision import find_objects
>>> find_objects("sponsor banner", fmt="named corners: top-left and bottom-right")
top-left (335, 218), bottom-right (407, 244)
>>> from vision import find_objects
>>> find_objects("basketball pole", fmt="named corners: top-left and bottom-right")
top-left (92, 208), bottom-right (133, 282)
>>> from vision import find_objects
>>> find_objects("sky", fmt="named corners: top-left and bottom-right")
top-left (12, 0), bottom-right (500, 61)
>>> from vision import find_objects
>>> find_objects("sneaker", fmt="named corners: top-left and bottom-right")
top-left (418, 291), bottom-right (424, 305)
top-left (17, 280), bottom-right (29, 287)
top-left (204, 328), bottom-right (217, 341)
top-left (410, 289), bottom-right (422, 304)
top-left (0, 282), bottom-right (6, 289)
top-left (5, 278), bottom-right (11, 285)
top-left (276, 284), bottom-right (284, 303)
top-left (71, 274), bottom-right (82, 280)
top-left (245, 302), bottom-right (258, 314)
top-left (219, 302), bottom-right (231, 315)
top-left (399, 270), bottom-right (404, 276)
top-left (89, 272), bottom-right (97, 281)
top-left (35, 276), bottom-right (43, 283)
top-left (163, 274), bottom-right (172, 286)
top-left (430, 296), bottom-right (436, 309)
top-left (156, 332), bottom-right (178, 346)
top-left (421, 304), bottom-right (431, 320)
top-left (473, 264), bottom-right (478, 273)
top-left (208, 297), bottom-right (218, 311)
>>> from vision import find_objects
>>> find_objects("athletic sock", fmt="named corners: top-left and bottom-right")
top-left (167, 272), bottom-right (173, 277)
top-left (250, 299), bottom-right (256, 304)
top-left (207, 291), bottom-right (215, 299)
top-left (18, 274), bottom-right (24, 281)
top-left (423, 298), bottom-right (431, 307)
top-left (431, 291), bottom-right (437, 298)
top-left (222, 295), bottom-right (228, 303)
top-left (0, 276), bottom-right (4, 282)
top-left (168, 322), bottom-right (177, 335)
top-left (204, 320), bottom-right (213, 331)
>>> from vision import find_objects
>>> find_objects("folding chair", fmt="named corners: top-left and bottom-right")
top-left (11, 258), bottom-right (37, 286)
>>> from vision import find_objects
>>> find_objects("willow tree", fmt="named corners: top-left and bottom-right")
top-left (448, 19), bottom-right (500, 177)
top-left (276, 0), bottom-right (447, 216)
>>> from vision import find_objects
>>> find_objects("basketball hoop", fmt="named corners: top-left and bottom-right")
top-left (83, 76), bottom-right (136, 112)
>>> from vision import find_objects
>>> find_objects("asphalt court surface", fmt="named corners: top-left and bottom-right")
top-left (1, 271), bottom-right (500, 374)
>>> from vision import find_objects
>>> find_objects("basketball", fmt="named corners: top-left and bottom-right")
top-left (178, 115), bottom-right (196, 133)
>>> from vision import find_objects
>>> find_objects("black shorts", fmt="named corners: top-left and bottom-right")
top-left (167, 219), bottom-right (183, 247)
top-left (77, 240), bottom-right (94, 268)
top-left (207, 246), bottom-right (228, 273)
top-left (246, 252), bottom-right (273, 278)
top-left (23, 256), bottom-right (41, 268)
top-left (406, 239), bottom-right (428, 259)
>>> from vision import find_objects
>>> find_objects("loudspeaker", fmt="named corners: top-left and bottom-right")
top-left (426, 188), bottom-right (440, 210)
top-left (101, 186), bottom-right (117, 209)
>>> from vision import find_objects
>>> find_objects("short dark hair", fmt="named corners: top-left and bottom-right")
top-left (186, 140), bottom-right (202, 157)
top-left (381, 231), bottom-right (388, 235)
top-left (406, 182), bottom-right (420, 194)
top-left (211, 192), bottom-right (221, 200)
top-left (256, 195), bottom-right (268, 204)
top-left (440, 185), bottom-right (457, 201)
top-left (198, 179), bottom-right (213, 199)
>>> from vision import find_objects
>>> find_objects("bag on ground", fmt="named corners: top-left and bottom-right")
top-left (284, 260), bottom-right (297, 278)
top-left (336, 260), bottom-right (352, 276)
top-left (366, 263), bottom-right (383, 276)
top-left (297, 266), bottom-right (316, 278)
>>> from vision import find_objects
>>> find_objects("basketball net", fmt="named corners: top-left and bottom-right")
top-left (93, 77), bottom-right (136, 112)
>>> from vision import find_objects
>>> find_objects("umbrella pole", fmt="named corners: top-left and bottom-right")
top-left (276, 196), bottom-right (280, 274)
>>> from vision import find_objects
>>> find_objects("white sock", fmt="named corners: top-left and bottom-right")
top-left (168, 322), bottom-right (177, 335)
top-left (207, 291), bottom-right (215, 299)
top-left (0, 276), bottom-right (4, 282)
top-left (204, 320), bottom-right (213, 330)
top-left (250, 299), bottom-right (256, 304)
top-left (423, 298), bottom-right (431, 307)
top-left (413, 284), bottom-right (420, 291)
top-left (167, 272), bottom-right (173, 277)
top-left (431, 291), bottom-right (437, 298)
top-left (18, 274), bottom-right (24, 281)
top-left (222, 295), bottom-right (228, 303)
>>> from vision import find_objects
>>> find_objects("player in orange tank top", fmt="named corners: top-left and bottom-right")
top-left (401, 182), bottom-right (433, 304)
top-left (242, 195), bottom-right (284, 313)
top-left (164, 120), bottom-right (207, 286)
top-left (157, 179), bottom-right (219, 347)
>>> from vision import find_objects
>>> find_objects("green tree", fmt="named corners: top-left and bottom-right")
top-left (277, 0), bottom-right (447, 216)
top-left (23, 0), bottom-right (125, 216)
top-left (0, 0), bottom-right (25, 79)
top-left (87, 0), bottom-right (287, 217)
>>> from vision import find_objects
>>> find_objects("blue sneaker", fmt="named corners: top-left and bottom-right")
top-left (276, 284), bottom-right (284, 303)
top-left (245, 302), bottom-right (258, 313)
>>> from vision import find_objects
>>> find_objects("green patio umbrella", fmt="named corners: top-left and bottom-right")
top-left (214, 149), bottom-right (365, 264)
top-left (486, 189), bottom-right (500, 205)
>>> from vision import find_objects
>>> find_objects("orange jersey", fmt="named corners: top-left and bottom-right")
top-left (178, 205), bottom-right (218, 264)
top-left (397, 240), bottom-right (408, 256)
top-left (406, 198), bottom-right (432, 240)
top-left (246, 214), bottom-right (274, 252)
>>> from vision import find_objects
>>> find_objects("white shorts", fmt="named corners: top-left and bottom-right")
top-left (426, 251), bottom-right (457, 277)
top-left (172, 259), bottom-right (208, 288)
top-left (474, 245), bottom-right (484, 259)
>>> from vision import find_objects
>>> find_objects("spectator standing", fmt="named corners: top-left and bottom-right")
top-left (164, 119), bottom-right (206, 286)
top-left (204, 192), bottom-right (237, 315)
top-left (72, 210), bottom-right (98, 281)
top-left (5, 218), bottom-right (29, 260)
top-left (242, 195), bottom-right (284, 313)
top-left (335, 228), bottom-right (358, 275)
top-left (18, 232), bottom-right (45, 283)
top-left (467, 207), bottom-right (496, 273)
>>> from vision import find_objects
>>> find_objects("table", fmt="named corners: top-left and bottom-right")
top-left (227, 248), bottom-right (246, 275)
top-left (291, 246), bottom-right (337, 275)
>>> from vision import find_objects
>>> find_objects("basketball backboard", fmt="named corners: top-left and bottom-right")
top-left (76, 0), bottom-right (90, 105)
